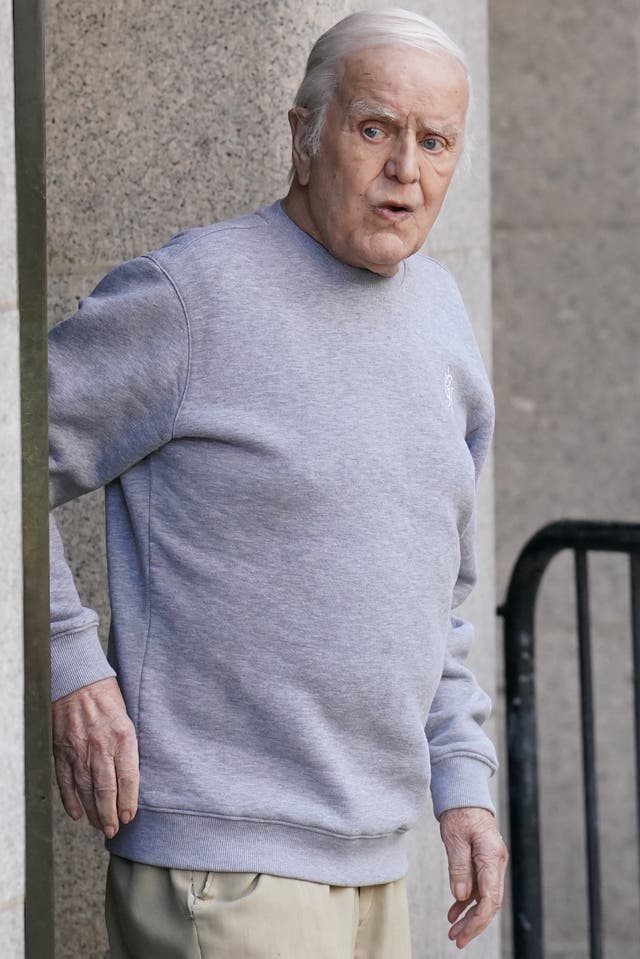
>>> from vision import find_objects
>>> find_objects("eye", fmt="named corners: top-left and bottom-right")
top-left (362, 126), bottom-right (385, 141)
top-left (421, 136), bottom-right (445, 153)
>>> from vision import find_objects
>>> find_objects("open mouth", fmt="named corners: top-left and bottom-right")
top-left (375, 202), bottom-right (413, 220)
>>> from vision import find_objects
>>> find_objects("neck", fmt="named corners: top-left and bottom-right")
top-left (281, 182), bottom-right (321, 246)
top-left (280, 182), bottom-right (400, 278)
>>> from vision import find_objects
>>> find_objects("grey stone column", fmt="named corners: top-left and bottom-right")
top-left (47, 2), bottom-right (496, 956)
top-left (491, 3), bottom-right (640, 958)
top-left (0, 0), bottom-right (25, 955)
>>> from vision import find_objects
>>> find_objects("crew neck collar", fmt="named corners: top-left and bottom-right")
top-left (267, 199), bottom-right (406, 289)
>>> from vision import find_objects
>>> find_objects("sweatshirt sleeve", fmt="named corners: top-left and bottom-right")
top-left (49, 254), bottom-right (190, 701)
top-left (426, 397), bottom-right (499, 820)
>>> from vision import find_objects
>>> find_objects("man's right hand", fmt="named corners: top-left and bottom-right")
top-left (52, 676), bottom-right (139, 839)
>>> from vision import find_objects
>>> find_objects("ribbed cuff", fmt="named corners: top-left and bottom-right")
top-left (51, 625), bottom-right (116, 701)
top-left (430, 755), bottom-right (496, 820)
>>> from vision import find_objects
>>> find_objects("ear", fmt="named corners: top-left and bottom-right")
top-left (288, 107), bottom-right (312, 187)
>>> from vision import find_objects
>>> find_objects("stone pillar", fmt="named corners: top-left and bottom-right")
top-left (0, 0), bottom-right (25, 955)
top-left (46, 2), bottom-right (497, 956)
top-left (491, 2), bottom-right (640, 957)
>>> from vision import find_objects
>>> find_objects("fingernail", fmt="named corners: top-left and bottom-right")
top-left (121, 811), bottom-right (131, 824)
top-left (454, 882), bottom-right (469, 901)
top-left (104, 825), bottom-right (116, 839)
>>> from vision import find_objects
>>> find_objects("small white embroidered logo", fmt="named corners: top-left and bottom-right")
top-left (444, 366), bottom-right (454, 408)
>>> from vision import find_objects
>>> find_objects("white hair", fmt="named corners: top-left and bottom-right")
top-left (291, 8), bottom-right (472, 172)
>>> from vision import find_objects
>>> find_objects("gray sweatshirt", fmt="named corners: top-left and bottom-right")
top-left (49, 200), bottom-right (498, 885)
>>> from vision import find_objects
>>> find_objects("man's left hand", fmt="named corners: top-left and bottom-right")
top-left (439, 806), bottom-right (508, 950)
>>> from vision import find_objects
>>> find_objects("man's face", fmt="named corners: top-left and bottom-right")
top-left (290, 44), bottom-right (469, 276)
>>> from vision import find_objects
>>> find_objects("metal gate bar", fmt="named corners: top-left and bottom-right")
top-left (499, 520), bottom-right (640, 959)
top-left (630, 552), bottom-right (640, 894)
top-left (575, 550), bottom-right (603, 959)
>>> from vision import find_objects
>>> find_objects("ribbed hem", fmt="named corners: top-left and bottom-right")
top-left (106, 806), bottom-right (409, 887)
top-left (50, 626), bottom-right (116, 701)
top-left (430, 756), bottom-right (496, 820)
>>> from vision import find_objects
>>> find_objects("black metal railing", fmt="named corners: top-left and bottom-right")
top-left (498, 519), bottom-right (640, 959)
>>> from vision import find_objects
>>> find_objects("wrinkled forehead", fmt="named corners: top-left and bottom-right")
top-left (334, 43), bottom-right (469, 116)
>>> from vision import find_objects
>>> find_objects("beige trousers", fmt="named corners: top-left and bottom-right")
top-left (106, 855), bottom-right (412, 959)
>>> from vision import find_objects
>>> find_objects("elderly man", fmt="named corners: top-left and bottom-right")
top-left (49, 8), bottom-right (508, 958)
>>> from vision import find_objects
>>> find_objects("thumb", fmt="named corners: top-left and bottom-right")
top-left (444, 835), bottom-right (474, 902)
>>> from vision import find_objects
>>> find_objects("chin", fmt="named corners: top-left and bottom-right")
top-left (365, 259), bottom-right (402, 277)
top-left (362, 238), bottom-right (413, 274)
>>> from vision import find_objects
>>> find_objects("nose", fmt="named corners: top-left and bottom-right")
top-left (384, 133), bottom-right (420, 184)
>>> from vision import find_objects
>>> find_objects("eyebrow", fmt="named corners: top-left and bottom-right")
top-left (346, 99), bottom-right (462, 142)
top-left (347, 100), bottom-right (400, 123)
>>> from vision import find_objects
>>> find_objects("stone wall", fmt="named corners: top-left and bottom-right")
top-left (46, 2), bottom-right (498, 956)
top-left (0, 0), bottom-right (25, 954)
top-left (490, 2), bottom-right (640, 957)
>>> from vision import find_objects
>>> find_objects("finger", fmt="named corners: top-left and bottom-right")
top-left (449, 831), bottom-right (508, 946)
top-left (72, 764), bottom-right (102, 831)
top-left (115, 730), bottom-right (140, 824)
top-left (474, 835), bottom-right (508, 909)
top-left (443, 834), bottom-right (474, 903)
top-left (497, 838), bottom-right (509, 900)
top-left (91, 752), bottom-right (120, 839)
top-left (54, 756), bottom-right (84, 821)
top-left (447, 896), bottom-right (473, 924)
top-left (449, 894), bottom-right (497, 948)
